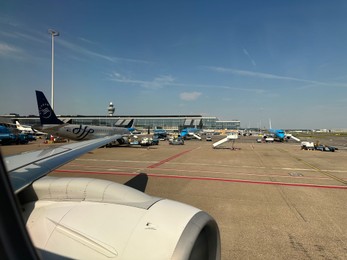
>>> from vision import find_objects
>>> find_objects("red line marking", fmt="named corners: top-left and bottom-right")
top-left (147, 149), bottom-right (194, 168)
top-left (54, 169), bottom-right (347, 190)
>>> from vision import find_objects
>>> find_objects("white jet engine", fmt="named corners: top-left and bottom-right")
top-left (19, 177), bottom-right (221, 260)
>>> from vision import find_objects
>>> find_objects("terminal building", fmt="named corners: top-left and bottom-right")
top-left (1, 114), bottom-right (240, 131)
top-left (1, 102), bottom-right (240, 131)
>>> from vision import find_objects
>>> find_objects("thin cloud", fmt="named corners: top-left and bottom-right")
top-left (78, 37), bottom-right (97, 45)
top-left (180, 92), bottom-right (202, 101)
top-left (14, 31), bottom-right (47, 44)
top-left (58, 38), bottom-right (114, 62)
top-left (0, 24), bottom-right (143, 63)
top-left (0, 29), bottom-right (53, 62)
top-left (0, 28), bottom-right (47, 45)
top-left (206, 66), bottom-right (347, 88)
top-left (58, 38), bottom-right (151, 64)
top-left (0, 38), bottom-right (47, 63)
top-left (207, 66), bottom-right (308, 81)
top-left (0, 42), bottom-right (22, 56)
top-left (243, 48), bottom-right (256, 67)
top-left (108, 71), bottom-right (266, 94)
top-left (143, 75), bottom-right (175, 89)
top-left (109, 72), bottom-right (175, 89)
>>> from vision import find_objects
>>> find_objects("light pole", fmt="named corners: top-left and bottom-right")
top-left (48, 29), bottom-right (59, 110)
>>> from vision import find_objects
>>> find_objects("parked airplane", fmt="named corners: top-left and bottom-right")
top-left (15, 121), bottom-right (45, 135)
top-left (1, 134), bottom-right (221, 259)
top-left (180, 128), bottom-right (202, 140)
top-left (35, 90), bottom-right (130, 144)
top-left (268, 120), bottom-right (300, 142)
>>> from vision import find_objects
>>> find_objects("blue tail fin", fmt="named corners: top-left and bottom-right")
top-left (35, 90), bottom-right (64, 125)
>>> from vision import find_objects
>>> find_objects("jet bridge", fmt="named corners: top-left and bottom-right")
top-left (213, 132), bottom-right (238, 148)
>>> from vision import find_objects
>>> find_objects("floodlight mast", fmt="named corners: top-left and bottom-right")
top-left (48, 29), bottom-right (59, 110)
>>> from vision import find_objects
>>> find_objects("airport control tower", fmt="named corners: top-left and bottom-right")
top-left (108, 102), bottom-right (115, 116)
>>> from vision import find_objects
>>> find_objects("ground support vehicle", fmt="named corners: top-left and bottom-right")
top-left (315, 145), bottom-right (337, 152)
top-left (301, 141), bottom-right (315, 150)
top-left (169, 137), bottom-right (184, 145)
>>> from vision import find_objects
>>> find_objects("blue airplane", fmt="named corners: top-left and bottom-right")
top-left (180, 128), bottom-right (201, 140)
top-left (268, 120), bottom-right (300, 142)
top-left (268, 128), bottom-right (286, 141)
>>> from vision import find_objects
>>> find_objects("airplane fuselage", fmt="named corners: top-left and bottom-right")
top-left (180, 128), bottom-right (198, 137)
top-left (269, 128), bottom-right (286, 141)
top-left (47, 124), bottom-right (130, 141)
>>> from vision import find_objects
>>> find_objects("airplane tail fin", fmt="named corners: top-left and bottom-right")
top-left (125, 119), bottom-right (135, 129)
top-left (35, 90), bottom-right (64, 125)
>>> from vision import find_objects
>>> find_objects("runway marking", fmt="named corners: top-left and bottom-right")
top-left (298, 159), bottom-right (347, 185)
top-left (75, 159), bottom-right (347, 174)
top-left (276, 148), bottom-right (347, 185)
top-left (147, 149), bottom-right (194, 168)
top-left (76, 158), bottom-right (157, 164)
top-left (53, 169), bottom-right (347, 190)
top-left (64, 163), bottom-right (341, 181)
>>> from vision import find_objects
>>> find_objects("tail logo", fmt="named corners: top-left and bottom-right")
top-left (73, 125), bottom-right (94, 140)
top-left (39, 103), bottom-right (52, 119)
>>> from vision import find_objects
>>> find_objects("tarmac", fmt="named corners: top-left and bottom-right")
top-left (1, 135), bottom-right (347, 259)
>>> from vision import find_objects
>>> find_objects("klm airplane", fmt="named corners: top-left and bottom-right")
top-left (180, 128), bottom-right (201, 140)
top-left (268, 120), bottom-right (300, 142)
top-left (269, 128), bottom-right (286, 141)
top-left (36, 90), bottom-right (130, 144)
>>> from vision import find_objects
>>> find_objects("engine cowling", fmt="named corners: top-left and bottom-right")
top-left (20, 177), bottom-right (221, 260)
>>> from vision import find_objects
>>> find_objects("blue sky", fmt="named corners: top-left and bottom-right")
top-left (1, 1), bottom-right (347, 129)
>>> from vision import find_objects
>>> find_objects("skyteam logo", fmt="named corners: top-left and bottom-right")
top-left (39, 103), bottom-right (51, 119)
top-left (73, 125), bottom-right (95, 140)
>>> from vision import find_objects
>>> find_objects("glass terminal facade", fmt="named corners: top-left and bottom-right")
top-left (2, 115), bottom-right (240, 131)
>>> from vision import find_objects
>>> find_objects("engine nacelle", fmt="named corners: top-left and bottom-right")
top-left (19, 177), bottom-right (221, 260)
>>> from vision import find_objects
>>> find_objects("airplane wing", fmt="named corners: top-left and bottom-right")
top-left (5, 135), bottom-right (122, 193)
top-left (3, 135), bottom-right (221, 259)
